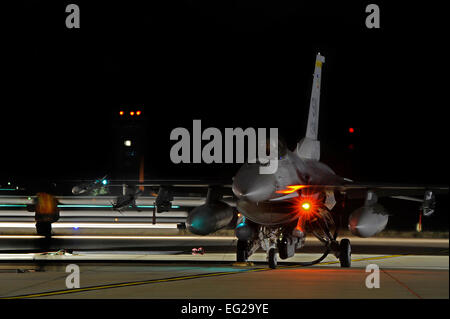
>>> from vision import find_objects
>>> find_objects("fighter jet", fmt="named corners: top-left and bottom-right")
top-left (145, 53), bottom-right (447, 268)
top-left (72, 175), bottom-right (108, 195)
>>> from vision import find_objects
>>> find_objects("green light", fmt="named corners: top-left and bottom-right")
top-left (0, 188), bottom-right (16, 191)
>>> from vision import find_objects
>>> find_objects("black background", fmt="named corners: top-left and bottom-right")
top-left (2, 299), bottom-right (448, 317)
top-left (1, 1), bottom-right (447, 200)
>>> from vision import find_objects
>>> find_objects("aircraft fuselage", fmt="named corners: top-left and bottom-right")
top-left (232, 149), bottom-right (343, 226)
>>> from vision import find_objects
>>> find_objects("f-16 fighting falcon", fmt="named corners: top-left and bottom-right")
top-left (18, 53), bottom-right (447, 267)
top-left (158, 52), bottom-right (447, 268)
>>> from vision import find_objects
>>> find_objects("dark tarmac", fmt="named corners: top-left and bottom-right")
top-left (0, 236), bottom-right (448, 299)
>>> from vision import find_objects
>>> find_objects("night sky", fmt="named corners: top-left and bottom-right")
top-left (1, 1), bottom-right (447, 188)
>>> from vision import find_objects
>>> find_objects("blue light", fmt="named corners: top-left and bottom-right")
top-left (73, 227), bottom-right (79, 230)
top-left (236, 216), bottom-right (246, 228)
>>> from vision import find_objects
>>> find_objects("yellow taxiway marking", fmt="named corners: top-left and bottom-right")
top-left (0, 254), bottom-right (407, 299)
top-left (0, 271), bottom-right (259, 299)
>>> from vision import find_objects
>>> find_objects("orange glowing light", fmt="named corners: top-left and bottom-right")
top-left (276, 185), bottom-right (308, 194)
top-left (294, 196), bottom-right (320, 216)
top-left (119, 111), bottom-right (124, 116)
top-left (130, 111), bottom-right (135, 116)
top-left (290, 192), bottom-right (324, 230)
top-left (136, 110), bottom-right (141, 116)
top-left (301, 202), bottom-right (311, 210)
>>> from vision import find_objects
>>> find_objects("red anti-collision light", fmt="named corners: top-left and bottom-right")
top-left (290, 192), bottom-right (324, 231)
top-left (130, 111), bottom-right (135, 116)
top-left (136, 110), bottom-right (141, 116)
top-left (119, 111), bottom-right (124, 116)
top-left (301, 202), bottom-right (311, 210)
top-left (293, 196), bottom-right (320, 219)
top-left (349, 127), bottom-right (355, 133)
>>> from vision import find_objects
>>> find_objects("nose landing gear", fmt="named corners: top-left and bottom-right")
top-left (235, 218), bottom-right (352, 269)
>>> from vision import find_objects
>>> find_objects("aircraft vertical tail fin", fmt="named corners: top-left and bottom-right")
top-left (296, 53), bottom-right (325, 161)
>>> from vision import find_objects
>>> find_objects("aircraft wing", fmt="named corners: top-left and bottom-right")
top-left (271, 182), bottom-right (447, 217)
top-left (107, 179), bottom-right (233, 195)
top-left (317, 183), bottom-right (448, 199)
top-left (105, 179), bottom-right (235, 210)
top-left (102, 179), bottom-right (448, 202)
top-left (273, 182), bottom-right (448, 201)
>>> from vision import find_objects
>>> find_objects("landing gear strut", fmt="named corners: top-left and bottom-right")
top-left (310, 212), bottom-right (352, 268)
top-left (268, 248), bottom-right (277, 269)
top-left (236, 240), bottom-right (248, 262)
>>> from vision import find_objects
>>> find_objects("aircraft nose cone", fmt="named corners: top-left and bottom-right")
top-left (232, 164), bottom-right (276, 202)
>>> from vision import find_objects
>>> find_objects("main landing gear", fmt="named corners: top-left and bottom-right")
top-left (235, 217), bottom-right (352, 269)
top-left (338, 238), bottom-right (351, 267)
top-left (312, 216), bottom-right (352, 268)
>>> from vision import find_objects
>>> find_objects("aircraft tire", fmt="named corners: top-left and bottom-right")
top-left (236, 240), bottom-right (248, 262)
top-left (268, 248), bottom-right (277, 269)
top-left (339, 238), bottom-right (351, 267)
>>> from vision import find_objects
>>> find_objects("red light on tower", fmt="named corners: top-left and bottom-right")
top-left (349, 127), bottom-right (355, 133)
top-left (119, 111), bottom-right (124, 116)
top-left (136, 110), bottom-right (141, 116)
top-left (130, 111), bottom-right (135, 116)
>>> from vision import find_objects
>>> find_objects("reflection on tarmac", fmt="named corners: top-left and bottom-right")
top-left (0, 236), bottom-right (448, 299)
top-left (0, 235), bottom-right (448, 255)
top-left (0, 254), bottom-right (448, 299)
